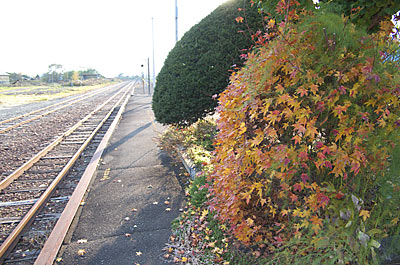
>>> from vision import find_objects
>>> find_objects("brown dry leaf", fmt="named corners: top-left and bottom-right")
top-left (77, 249), bottom-right (86, 256)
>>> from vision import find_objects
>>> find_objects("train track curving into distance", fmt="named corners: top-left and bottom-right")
top-left (0, 81), bottom-right (137, 264)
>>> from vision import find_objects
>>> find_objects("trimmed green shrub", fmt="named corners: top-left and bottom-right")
top-left (152, 0), bottom-right (264, 125)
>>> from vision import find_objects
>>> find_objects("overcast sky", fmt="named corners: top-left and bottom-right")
top-left (0, 0), bottom-right (228, 78)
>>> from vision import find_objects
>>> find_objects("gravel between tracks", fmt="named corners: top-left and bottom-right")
top-left (0, 83), bottom-right (125, 181)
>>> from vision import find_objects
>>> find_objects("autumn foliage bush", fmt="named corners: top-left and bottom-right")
top-left (209, 2), bottom-right (400, 263)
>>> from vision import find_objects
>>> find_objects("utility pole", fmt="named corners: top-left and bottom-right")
top-left (175, 0), bottom-right (178, 42)
top-left (141, 64), bottom-right (144, 93)
top-left (152, 17), bottom-right (156, 90)
top-left (147, 58), bottom-right (151, 95)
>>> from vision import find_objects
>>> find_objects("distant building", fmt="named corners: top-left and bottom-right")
top-left (0, 73), bottom-right (10, 85)
top-left (82, 73), bottom-right (99, 80)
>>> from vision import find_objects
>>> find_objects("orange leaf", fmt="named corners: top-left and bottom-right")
top-left (236, 16), bottom-right (244, 23)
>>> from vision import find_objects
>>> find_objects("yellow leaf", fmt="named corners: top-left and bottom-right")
top-left (268, 19), bottom-right (275, 28)
top-left (77, 249), bottom-right (86, 256)
top-left (359, 210), bottom-right (370, 221)
top-left (201, 209), bottom-right (209, 219)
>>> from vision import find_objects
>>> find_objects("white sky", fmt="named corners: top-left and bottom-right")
top-left (0, 0), bottom-right (228, 78)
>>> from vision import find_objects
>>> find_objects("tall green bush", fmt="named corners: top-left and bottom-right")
top-left (152, 0), bottom-right (264, 126)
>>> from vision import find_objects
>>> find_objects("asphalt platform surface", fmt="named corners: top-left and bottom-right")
top-left (58, 92), bottom-right (185, 265)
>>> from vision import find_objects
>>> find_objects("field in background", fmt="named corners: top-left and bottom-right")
top-left (0, 79), bottom-right (117, 107)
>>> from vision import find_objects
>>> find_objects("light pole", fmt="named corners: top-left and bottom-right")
top-left (152, 17), bottom-right (156, 90)
top-left (141, 64), bottom-right (144, 93)
top-left (147, 58), bottom-right (151, 95)
top-left (175, 0), bottom-right (178, 42)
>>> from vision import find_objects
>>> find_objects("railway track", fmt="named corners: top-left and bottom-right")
top-left (0, 83), bottom-right (123, 133)
top-left (0, 82), bottom-right (130, 183)
top-left (0, 81), bottom-right (135, 264)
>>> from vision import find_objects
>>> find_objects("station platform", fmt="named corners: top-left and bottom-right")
top-left (57, 93), bottom-right (184, 264)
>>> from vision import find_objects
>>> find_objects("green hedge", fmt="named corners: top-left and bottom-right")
top-left (152, 0), bottom-right (264, 125)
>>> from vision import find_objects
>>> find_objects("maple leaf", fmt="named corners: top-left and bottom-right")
top-left (268, 19), bottom-right (275, 28)
top-left (296, 86), bottom-right (308, 97)
top-left (301, 173), bottom-right (309, 183)
top-left (281, 208), bottom-right (291, 217)
top-left (290, 193), bottom-right (298, 202)
top-left (77, 249), bottom-right (86, 256)
top-left (317, 193), bottom-right (330, 208)
top-left (359, 210), bottom-right (370, 221)
top-left (293, 123), bottom-right (306, 134)
top-left (310, 215), bottom-right (323, 227)
top-left (292, 135), bottom-right (302, 145)
top-left (235, 16), bottom-right (244, 23)
top-left (275, 84), bottom-right (285, 93)
top-left (293, 182), bottom-right (302, 192)
top-left (305, 124), bottom-right (318, 139)
top-left (310, 83), bottom-right (319, 94)
top-left (273, 236), bottom-right (283, 245)
top-left (292, 207), bottom-right (302, 217)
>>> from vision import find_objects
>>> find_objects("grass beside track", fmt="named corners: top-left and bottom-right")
top-left (0, 82), bottom-right (116, 107)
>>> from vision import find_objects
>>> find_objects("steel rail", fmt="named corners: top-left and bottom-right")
top-left (35, 86), bottom-right (132, 265)
top-left (0, 83), bottom-right (122, 126)
top-left (0, 85), bottom-right (132, 262)
top-left (0, 83), bottom-right (126, 134)
top-left (0, 85), bottom-right (127, 192)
